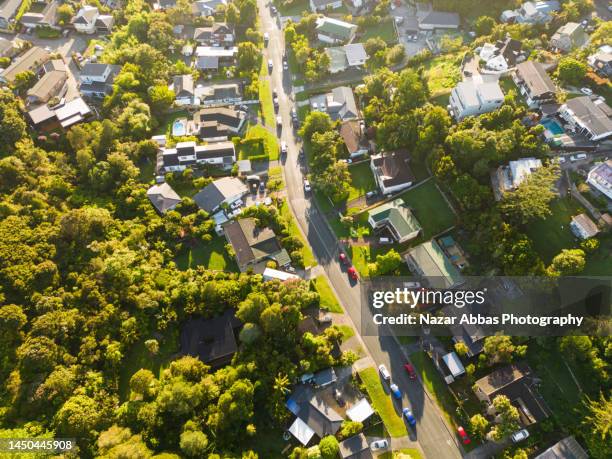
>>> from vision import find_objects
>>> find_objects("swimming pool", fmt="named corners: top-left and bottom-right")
top-left (540, 118), bottom-right (564, 136)
top-left (172, 119), bottom-right (187, 137)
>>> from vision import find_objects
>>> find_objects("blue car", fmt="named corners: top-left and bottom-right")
top-left (403, 408), bottom-right (416, 426)
top-left (390, 383), bottom-right (401, 400)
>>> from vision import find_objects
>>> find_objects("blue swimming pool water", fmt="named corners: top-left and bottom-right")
top-left (540, 118), bottom-right (564, 135)
top-left (172, 120), bottom-right (186, 137)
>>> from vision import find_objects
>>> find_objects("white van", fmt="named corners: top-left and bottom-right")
top-left (379, 237), bottom-right (392, 244)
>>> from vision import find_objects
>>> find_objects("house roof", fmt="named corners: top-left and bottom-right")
top-left (81, 62), bottom-right (113, 77)
top-left (193, 176), bottom-right (247, 213)
top-left (288, 417), bottom-right (316, 445)
top-left (406, 240), bottom-right (463, 288)
top-left (72, 6), bottom-right (98, 25)
top-left (534, 436), bottom-right (589, 459)
top-left (515, 60), bottom-right (556, 97)
top-left (43, 59), bottom-right (66, 73)
top-left (26, 70), bottom-right (67, 102)
top-left (173, 74), bottom-right (194, 97)
top-left (296, 395), bottom-right (344, 438)
top-left (179, 310), bottom-right (239, 367)
top-left (196, 55), bottom-right (219, 69)
top-left (368, 198), bottom-right (421, 240)
top-left (316, 17), bottom-right (356, 40)
top-left (195, 46), bottom-right (237, 57)
top-left (508, 157), bottom-right (542, 188)
top-left (0, 0), bottom-right (22, 22)
top-left (28, 103), bottom-right (56, 125)
top-left (313, 367), bottom-right (337, 386)
top-left (95, 14), bottom-right (115, 29)
top-left (571, 213), bottom-right (599, 238)
top-left (195, 106), bottom-right (244, 131)
top-left (338, 434), bottom-right (372, 459)
top-left (329, 86), bottom-right (359, 120)
top-left (564, 96), bottom-right (612, 138)
top-left (419, 10), bottom-right (460, 27)
top-left (346, 398), bottom-right (374, 423)
top-left (54, 97), bottom-right (91, 128)
top-left (340, 120), bottom-right (367, 153)
top-left (0, 37), bottom-right (13, 56)
top-left (223, 217), bottom-right (282, 266)
top-left (196, 83), bottom-right (241, 101)
top-left (371, 150), bottom-right (415, 188)
top-left (311, 0), bottom-right (339, 7)
top-left (147, 182), bottom-right (181, 213)
top-left (0, 46), bottom-right (50, 83)
top-left (344, 43), bottom-right (367, 65)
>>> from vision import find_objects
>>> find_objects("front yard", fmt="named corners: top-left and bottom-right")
top-left (313, 275), bottom-right (343, 313)
top-left (358, 367), bottom-right (408, 438)
top-left (175, 237), bottom-right (238, 272)
top-left (279, 200), bottom-right (317, 268)
top-left (238, 124), bottom-right (279, 161)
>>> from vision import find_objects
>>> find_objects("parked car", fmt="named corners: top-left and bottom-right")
top-left (580, 87), bottom-right (593, 95)
top-left (370, 439), bottom-right (389, 451)
top-left (280, 141), bottom-right (287, 154)
top-left (263, 32), bottom-right (269, 45)
top-left (402, 408), bottom-right (417, 426)
top-left (404, 363), bottom-right (416, 379)
top-left (390, 383), bottom-right (401, 399)
top-left (303, 179), bottom-right (311, 192)
top-left (379, 237), bottom-right (392, 244)
top-left (334, 389), bottom-right (345, 406)
top-left (271, 5), bottom-right (277, 14)
top-left (511, 429), bottom-right (529, 443)
top-left (318, 313), bottom-right (332, 324)
top-left (348, 266), bottom-right (358, 281)
top-left (570, 153), bottom-right (587, 162)
top-left (457, 426), bottom-right (471, 445)
top-left (230, 199), bottom-right (243, 209)
top-left (365, 190), bottom-right (378, 199)
top-left (339, 251), bottom-right (350, 266)
top-left (276, 115), bottom-right (282, 127)
top-left (259, 181), bottom-right (266, 192)
top-left (268, 59), bottom-right (273, 71)
top-left (378, 364), bottom-right (391, 381)
top-left (283, 58), bottom-right (289, 70)
top-left (557, 156), bottom-right (566, 164)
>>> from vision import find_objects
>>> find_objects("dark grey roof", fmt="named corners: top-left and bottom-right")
top-left (338, 434), bottom-right (373, 459)
top-left (147, 183), bottom-right (181, 213)
top-left (372, 150), bottom-right (415, 188)
top-left (193, 177), bottom-right (246, 212)
top-left (295, 395), bottom-right (343, 438)
top-left (196, 55), bottom-right (219, 69)
top-left (81, 63), bottom-right (117, 78)
top-left (329, 86), bottom-right (358, 120)
top-left (195, 141), bottom-right (235, 159)
top-left (173, 74), bottom-right (194, 97)
top-left (419, 10), bottom-right (460, 27)
top-left (95, 15), bottom-right (114, 30)
top-left (313, 367), bottom-right (336, 386)
top-left (515, 61), bottom-right (556, 97)
top-left (196, 106), bottom-right (243, 130)
top-left (223, 217), bottom-right (281, 267)
top-left (565, 96), bottom-right (612, 138)
top-left (534, 436), bottom-right (589, 459)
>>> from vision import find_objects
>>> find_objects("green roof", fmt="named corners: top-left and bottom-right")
top-left (316, 17), bottom-right (356, 40)
top-left (407, 240), bottom-right (463, 288)
top-left (368, 199), bottom-right (422, 240)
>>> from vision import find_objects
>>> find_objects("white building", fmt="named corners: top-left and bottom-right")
top-left (570, 214), bottom-right (599, 240)
top-left (158, 140), bottom-right (236, 173)
top-left (449, 75), bottom-right (505, 120)
top-left (559, 96), bottom-right (612, 141)
top-left (263, 268), bottom-right (300, 282)
top-left (495, 157), bottom-right (542, 199)
top-left (71, 6), bottom-right (114, 34)
top-left (326, 43), bottom-right (368, 73)
top-left (309, 0), bottom-right (342, 12)
top-left (586, 160), bottom-right (612, 201)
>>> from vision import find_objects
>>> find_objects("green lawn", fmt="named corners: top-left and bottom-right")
top-left (423, 53), bottom-right (462, 96)
top-left (409, 351), bottom-right (458, 427)
top-left (259, 61), bottom-right (276, 128)
top-left (239, 124), bottom-right (279, 161)
top-left (379, 449), bottom-right (424, 459)
top-left (313, 275), bottom-right (343, 313)
top-left (280, 200), bottom-right (317, 267)
top-left (360, 18), bottom-right (398, 44)
top-left (276, 0), bottom-right (308, 16)
top-left (396, 180), bottom-right (456, 239)
top-left (358, 367), bottom-right (408, 438)
top-left (118, 329), bottom-right (179, 401)
top-left (583, 234), bottom-right (612, 275)
top-left (525, 198), bottom-right (584, 263)
top-left (347, 162), bottom-right (377, 202)
top-left (137, 157), bottom-right (156, 184)
top-left (175, 237), bottom-right (238, 271)
top-left (338, 324), bottom-right (355, 342)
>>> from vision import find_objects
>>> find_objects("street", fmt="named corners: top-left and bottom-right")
top-left (257, 2), bottom-right (463, 458)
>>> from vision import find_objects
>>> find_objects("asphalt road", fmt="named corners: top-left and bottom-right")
top-left (258, 2), bottom-right (463, 458)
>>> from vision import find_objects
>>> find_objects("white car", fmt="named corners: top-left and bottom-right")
top-left (276, 115), bottom-right (282, 127)
top-left (370, 439), bottom-right (389, 451)
top-left (511, 429), bottom-right (529, 443)
top-left (303, 179), bottom-right (311, 192)
top-left (378, 364), bottom-right (391, 381)
top-left (557, 156), bottom-right (566, 164)
top-left (283, 59), bottom-right (289, 70)
top-left (280, 141), bottom-right (287, 154)
top-left (580, 87), bottom-right (593, 96)
top-left (570, 153), bottom-right (587, 162)
top-left (268, 59), bottom-right (273, 70)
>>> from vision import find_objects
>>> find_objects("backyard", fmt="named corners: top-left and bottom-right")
top-left (423, 53), bottom-right (462, 97)
top-left (238, 124), bottom-right (280, 161)
top-left (175, 237), bottom-right (238, 272)
top-left (347, 162), bottom-right (377, 203)
top-left (313, 275), bottom-right (343, 313)
top-left (358, 367), bottom-right (408, 438)
top-left (359, 18), bottom-right (398, 44)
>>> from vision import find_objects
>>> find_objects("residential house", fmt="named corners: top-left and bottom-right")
top-left (586, 160), bottom-right (612, 200)
top-left (473, 363), bottom-right (551, 425)
top-left (404, 240), bottom-right (463, 289)
top-left (0, 46), bottom-right (50, 84)
top-left (501, 1), bottom-right (559, 24)
top-left (0, 0), bottom-right (21, 30)
top-left (195, 82), bottom-right (242, 107)
top-left (192, 0), bottom-right (227, 17)
top-left (157, 0), bottom-right (177, 9)
top-left (513, 60), bottom-right (557, 107)
top-left (310, 0), bottom-right (343, 12)
top-left (223, 217), bottom-right (291, 272)
top-left (558, 96), bottom-right (612, 141)
top-left (345, 399), bottom-right (374, 423)
top-left (340, 119), bottom-right (370, 158)
top-left (315, 17), bottom-right (357, 44)
top-left (367, 198), bottom-right (422, 243)
top-left (494, 157), bottom-right (542, 199)
top-left (310, 86), bottom-right (359, 121)
top-left (326, 43), bottom-right (368, 73)
top-left (438, 235), bottom-right (468, 270)
top-left (338, 434), bottom-right (372, 459)
top-left (20, 1), bottom-right (59, 30)
top-left (570, 213), bottom-right (599, 240)
top-left (286, 385), bottom-right (344, 445)
top-left (194, 46), bottom-right (237, 70)
top-left (550, 22), bottom-right (588, 52)
top-left (193, 176), bottom-right (247, 213)
top-left (0, 36), bottom-right (18, 58)
top-left (262, 268), bottom-right (300, 282)
top-left (42, 59), bottom-right (66, 74)
top-left (370, 150), bottom-right (415, 195)
top-left (171, 74), bottom-right (194, 105)
top-left (418, 10), bottom-right (460, 30)
top-left (147, 182), bottom-right (182, 213)
top-left (452, 320), bottom-right (485, 357)
top-left (431, 349), bottom-right (466, 384)
top-left (79, 63), bottom-right (120, 98)
top-left (587, 45), bottom-right (612, 78)
top-left (26, 70), bottom-right (68, 106)
top-left (449, 75), bottom-right (505, 120)
top-left (534, 436), bottom-right (588, 459)
top-left (158, 140), bottom-right (236, 173)
top-left (190, 106), bottom-right (246, 141)
top-left (193, 22), bottom-right (234, 46)
top-left (28, 97), bottom-right (92, 131)
top-left (180, 310), bottom-right (241, 368)
top-left (71, 6), bottom-right (114, 34)
top-left (479, 37), bottom-right (524, 72)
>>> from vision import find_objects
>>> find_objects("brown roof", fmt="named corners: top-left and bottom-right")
top-left (371, 150), bottom-right (415, 187)
top-left (26, 70), bottom-right (67, 103)
top-left (339, 120), bottom-right (368, 154)
top-left (474, 363), bottom-right (530, 396)
top-left (0, 46), bottom-right (50, 83)
top-left (223, 218), bottom-right (282, 267)
top-left (515, 61), bottom-right (556, 97)
top-left (572, 213), bottom-right (599, 237)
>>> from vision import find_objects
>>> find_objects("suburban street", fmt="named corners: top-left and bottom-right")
top-left (258, 2), bottom-right (463, 458)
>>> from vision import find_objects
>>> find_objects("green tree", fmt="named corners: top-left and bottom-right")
top-left (581, 393), bottom-right (612, 459)
top-left (338, 420), bottom-right (363, 440)
top-left (501, 165), bottom-right (559, 224)
top-left (180, 430), bottom-right (209, 457)
top-left (490, 395), bottom-right (520, 440)
top-left (368, 249), bottom-right (401, 276)
top-left (547, 249), bottom-right (586, 276)
top-left (469, 413), bottom-right (489, 440)
top-left (237, 42), bottom-right (260, 74)
top-left (474, 16), bottom-right (495, 36)
top-left (299, 111), bottom-right (334, 142)
top-left (318, 435), bottom-right (339, 458)
top-left (148, 85), bottom-right (175, 116)
top-left (556, 57), bottom-right (588, 86)
top-left (57, 4), bottom-right (74, 24)
top-left (483, 335), bottom-right (520, 365)
top-left (54, 395), bottom-right (103, 438)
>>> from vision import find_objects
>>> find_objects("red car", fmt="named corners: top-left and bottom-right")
top-left (339, 251), bottom-right (349, 266)
top-left (457, 426), bottom-right (471, 445)
top-left (404, 363), bottom-right (416, 379)
top-left (347, 266), bottom-right (358, 281)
